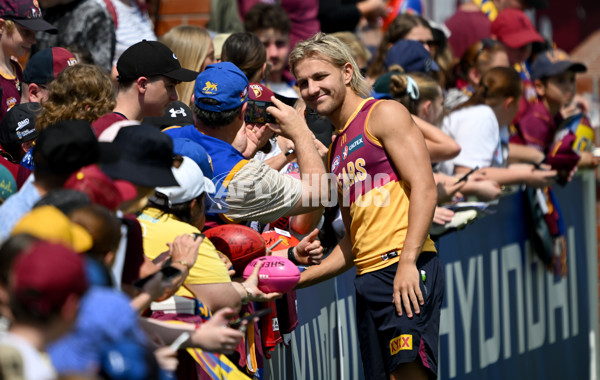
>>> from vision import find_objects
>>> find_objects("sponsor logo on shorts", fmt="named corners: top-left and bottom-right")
top-left (390, 334), bottom-right (412, 355)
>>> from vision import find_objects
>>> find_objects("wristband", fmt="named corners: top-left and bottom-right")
top-left (288, 246), bottom-right (300, 265)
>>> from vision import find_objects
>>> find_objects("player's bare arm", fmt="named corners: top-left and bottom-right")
top-left (297, 204), bottom-right (355, 288)
top-left (267, 96), bottom-right (328, 215)
top-left (368, 100), bottom-right (437, 318)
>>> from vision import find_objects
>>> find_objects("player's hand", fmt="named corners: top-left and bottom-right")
top-left (293, 228), bottom-right (324, 265)
top-left (393, 259), bottom-right (423, 318)
top-left (266, 96), bottom-right (311, 141)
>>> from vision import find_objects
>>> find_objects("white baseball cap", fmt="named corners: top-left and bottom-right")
top-left (154, 156), bottom-right (216, 205)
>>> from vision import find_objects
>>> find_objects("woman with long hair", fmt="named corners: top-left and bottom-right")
top-left (160, 25), bottom-right (215, 107)
top-left (440, 66), bottom-right (556, 188)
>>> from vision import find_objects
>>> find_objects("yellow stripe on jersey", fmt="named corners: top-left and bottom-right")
top-left (349, 180), bottom-right (436, 275)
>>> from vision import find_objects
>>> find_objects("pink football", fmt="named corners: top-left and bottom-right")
top-left (243, 256), bottom-right (301, 293)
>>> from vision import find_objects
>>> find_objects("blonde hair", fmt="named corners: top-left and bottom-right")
top-left (37, 64), bottom-right (116, 130)
top-left (1, 19), bottom-right (16, 34)
top-left (331, 31), bottom-right (371, 67)
top-left (388, 66), bottom-right (441, 115)
top-left (160, 25), bottom-right (211, 107)
top-left (289, 33), bottom-right (371, 98)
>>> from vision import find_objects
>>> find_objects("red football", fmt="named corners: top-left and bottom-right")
top-left (261, 230), bottom-right (300, 250)
top-left (204, 225), bottom-right (266, 277)
top-left (243, 256), bottom-right (301, 293)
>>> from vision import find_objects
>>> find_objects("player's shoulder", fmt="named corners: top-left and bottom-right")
top-left (371, 99), bottom-right (410, 117)
top-left (369, 99), bottom-right (412, 127)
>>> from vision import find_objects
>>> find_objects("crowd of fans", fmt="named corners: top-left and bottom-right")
top-left (0, 0), bottom-right (596, 378)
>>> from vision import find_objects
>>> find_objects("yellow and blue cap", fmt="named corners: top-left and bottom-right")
top-left (194, 62), bottom-right (249, 112)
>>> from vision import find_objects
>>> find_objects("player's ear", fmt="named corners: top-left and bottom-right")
top-left (343, 62), bottom-right (353, 85)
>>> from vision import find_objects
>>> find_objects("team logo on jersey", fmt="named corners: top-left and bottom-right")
top-left (390, 334), bottom-right (412, 355)
top-left (331, 155), bottom-right (341, 172)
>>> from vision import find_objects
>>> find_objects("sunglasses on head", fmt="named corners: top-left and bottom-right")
top-left (472, 38), bottom-right (500, 65)
top-left (416, 39), bottom-right (437, 48)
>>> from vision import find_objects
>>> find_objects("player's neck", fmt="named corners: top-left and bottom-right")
top-left (330, 90), bottom-right (365, 131)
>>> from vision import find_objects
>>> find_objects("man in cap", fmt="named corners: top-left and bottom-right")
top-left (0, 120), bottom-right (118, 242)
top-left (445, 0), bottom-right (548, 60)
top-left (163, 61), bottom-right (327, 227)
top-left (142, 100), bottom-right (195, 131)
top-left (0, 240), bottom-right (88, 380)
top-left (92, 40), bottom-right (199, 137)
top-left (0, 103), bottom-right (41, 186)
top-left (0, 0), bottom-right (57, 122)
top-left (0, 103), bottom-right (41, 164)
top-left (21, 47), bottom-right (78, 103)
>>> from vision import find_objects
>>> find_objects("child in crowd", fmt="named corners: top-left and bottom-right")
top-left (244, 2), bottom-right (297, 98)
top-left (0, 0), bottom-right (56, 122)
top-left (516, 48), bottom-right (597, 178)
top-left (440, 66), bottom-right (557, 190)
top-left (445, 38), bottom-right (510, 109)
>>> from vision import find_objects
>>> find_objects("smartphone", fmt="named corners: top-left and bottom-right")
top-left (244, 100), bottom-right (276, 124)
top-left (133, 265), bottom-right (184, 290)
top-left (229, 308), bottom-right (272, 329)
top-left (456, 166), bottom-right (479, 183)
top-left (593, 147), bottom-right (600, 158)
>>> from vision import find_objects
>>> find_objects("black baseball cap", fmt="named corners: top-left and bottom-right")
top-left (0, 0), bottom-right (57, 33)
top-left (116, 40), bottom-right (198, 83)
top-left (34, 120), bottom-right (120, 175)
top-left (0, 102), bottom-right (41, 160)
top-left (142, 101), bottom-right (194, 129)
top-left (100, 124), bottom-right (179, 188)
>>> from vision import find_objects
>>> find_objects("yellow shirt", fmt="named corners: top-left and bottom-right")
top-left (138, 207), bottom-right (231, 298)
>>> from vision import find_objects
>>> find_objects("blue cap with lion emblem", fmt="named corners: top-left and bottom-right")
top-left (194, 62), bottom-right (249, 112)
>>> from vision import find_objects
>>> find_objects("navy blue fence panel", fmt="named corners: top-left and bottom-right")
top-left (265, 175), bottom-right (594, 380)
